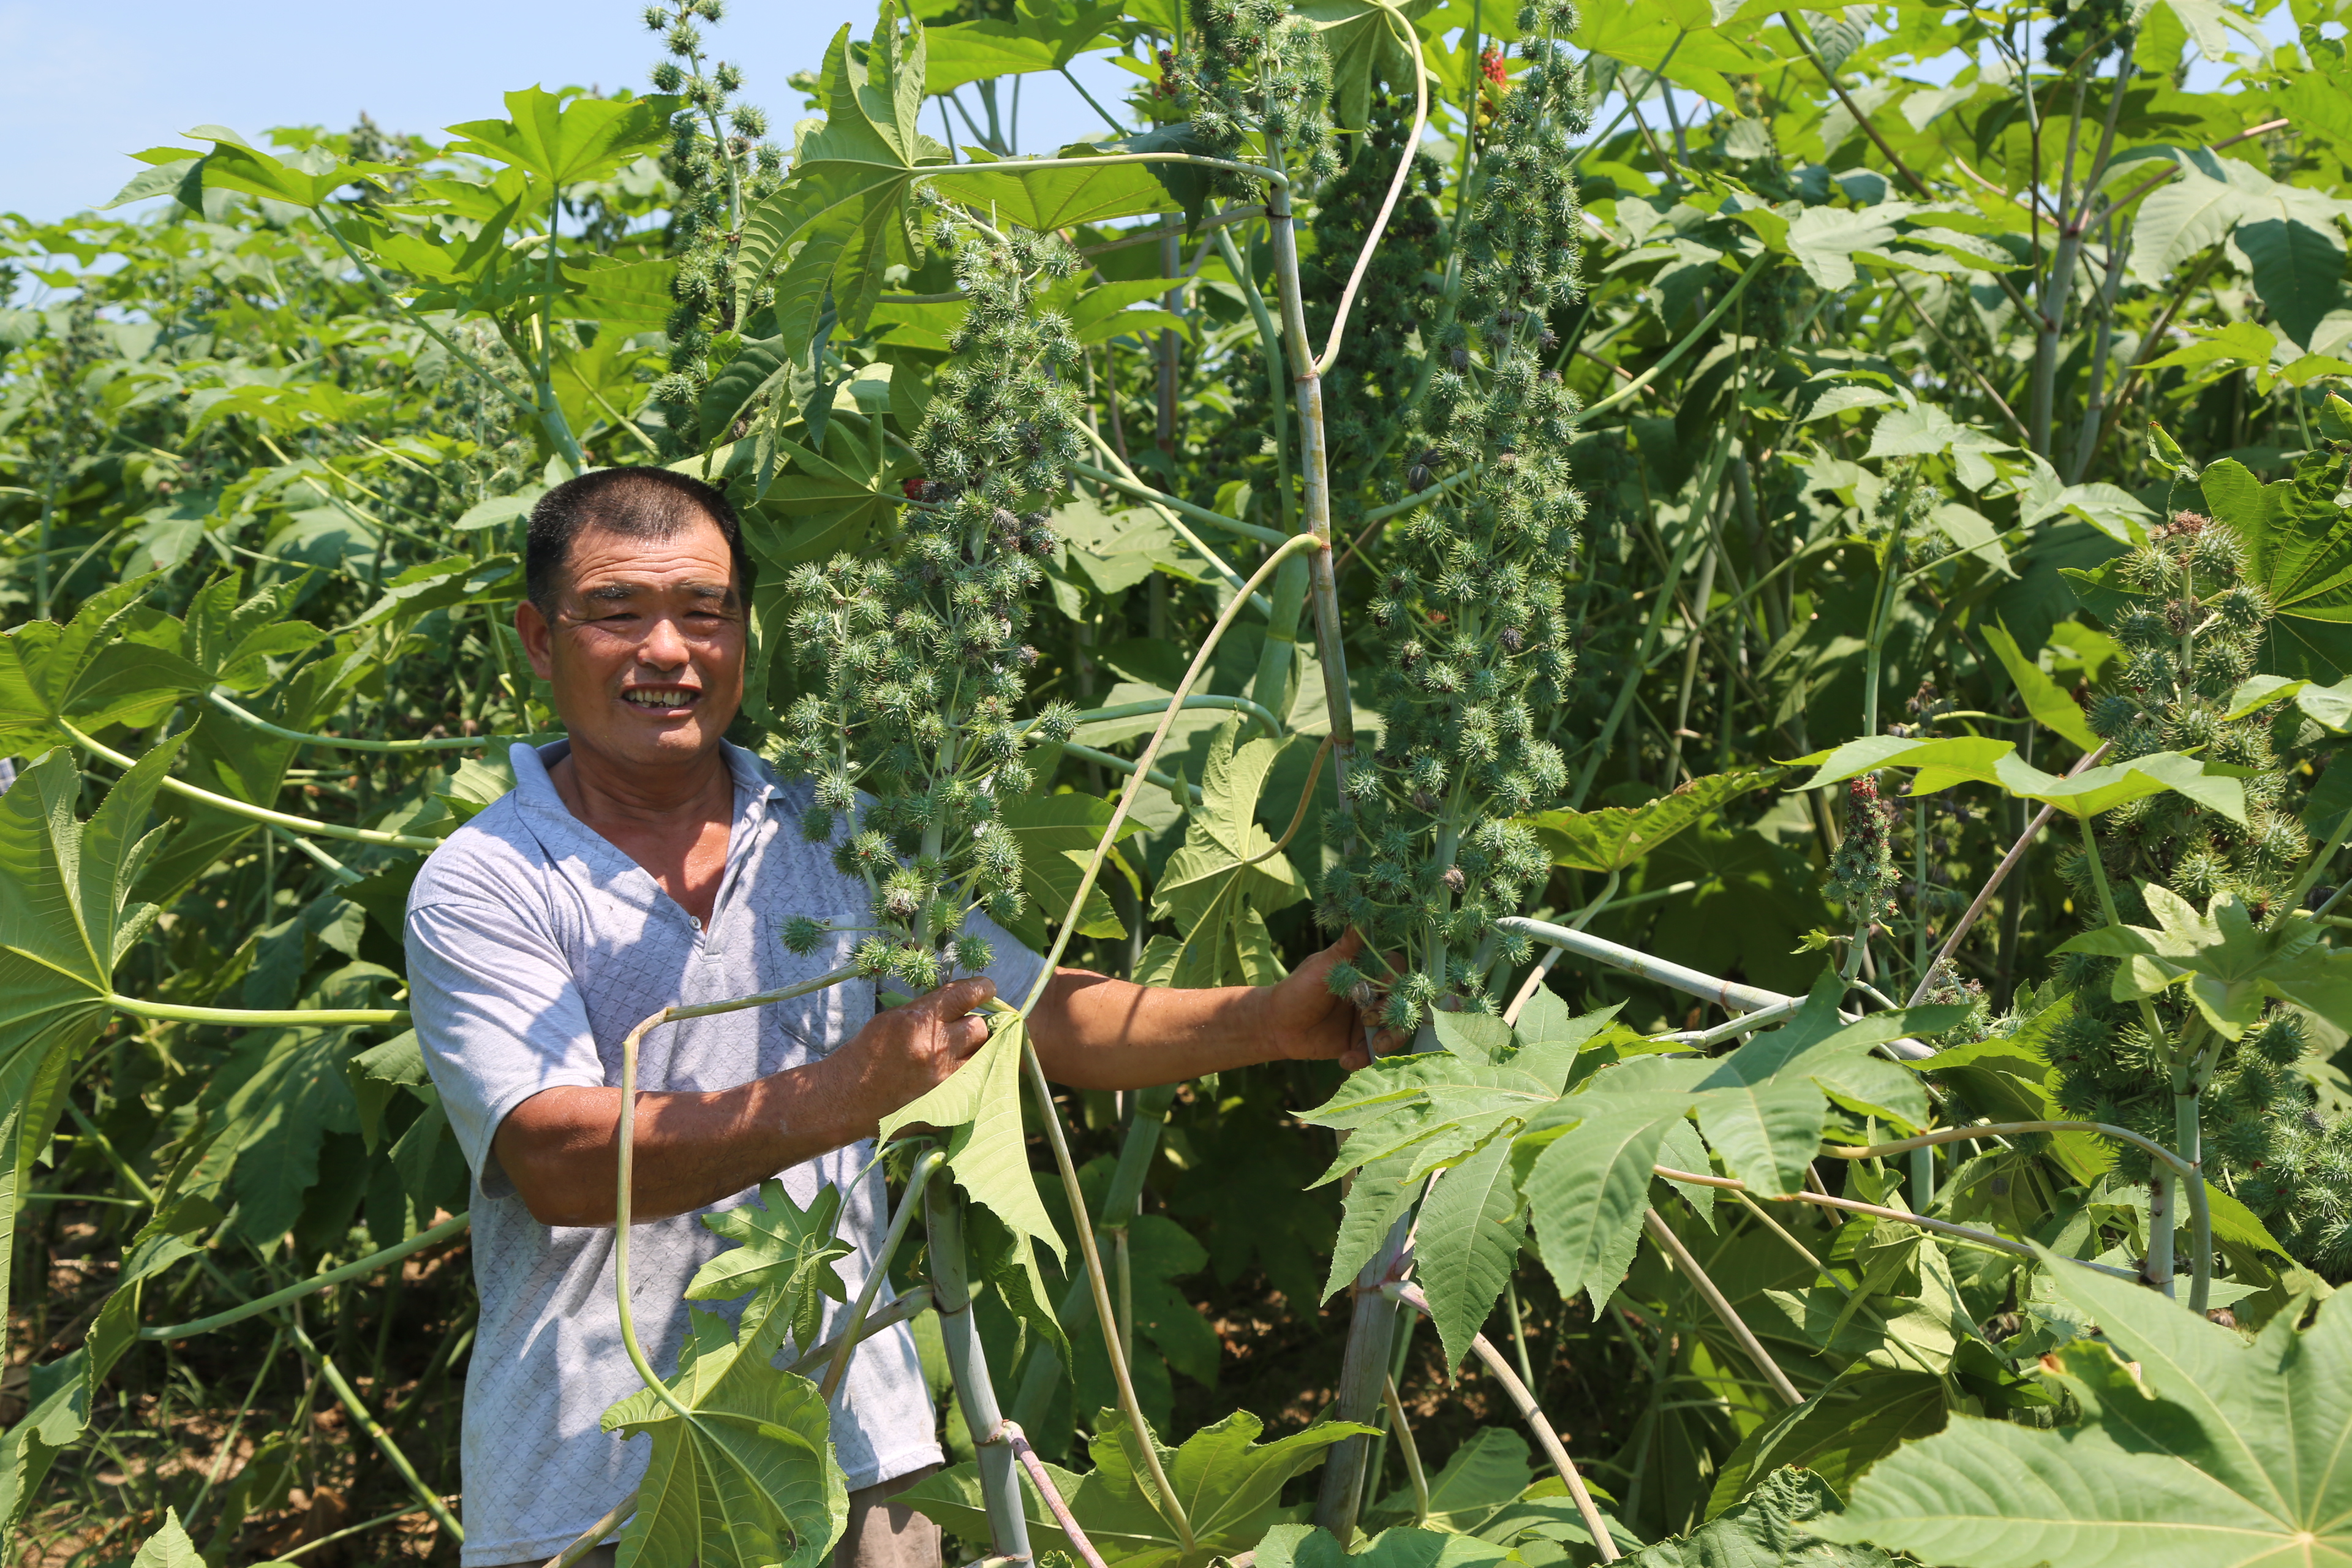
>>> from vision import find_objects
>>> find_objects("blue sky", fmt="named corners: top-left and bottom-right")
top-left (0, 0), bottom-right (1131, 222)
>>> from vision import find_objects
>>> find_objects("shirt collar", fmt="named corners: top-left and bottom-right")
top-left (507, 737), bottom-right (781, 835)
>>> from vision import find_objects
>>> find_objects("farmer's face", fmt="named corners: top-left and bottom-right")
top-left (516, 516), bottom-right (745, 772)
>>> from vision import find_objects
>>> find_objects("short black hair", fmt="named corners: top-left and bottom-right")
top-left (524, 466), bottom-right (753, 615)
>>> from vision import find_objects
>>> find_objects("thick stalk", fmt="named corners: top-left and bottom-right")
top-left (107, 994), bottom-right (409, 1028)
top-left (1265, 178), bottom-right (1357, 814)
top-left (925, 1182), bottom-right (1033, 1562)
top-left (1314, 1213), bottom-right (1409, 1539)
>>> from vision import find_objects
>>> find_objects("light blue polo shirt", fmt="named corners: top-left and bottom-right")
top-left (406, 739), bottom-right (1041, 1567)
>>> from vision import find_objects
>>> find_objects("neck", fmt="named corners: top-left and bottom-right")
top-left (550, 739), bottom-right (735, 834)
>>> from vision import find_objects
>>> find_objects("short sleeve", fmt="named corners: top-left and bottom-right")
top-left (406, 894), bottom-right (608, 1195)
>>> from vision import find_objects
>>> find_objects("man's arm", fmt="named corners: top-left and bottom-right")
top-left (1025, 927), bottom-right (1376, 1085)
top-left (493, 930), bottom-right (1379, 1227)
top-left (493, 979), bottom-right (996, 1226)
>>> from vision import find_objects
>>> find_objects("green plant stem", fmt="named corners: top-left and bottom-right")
top-left (1569, 254), bottom-right (1770, 428)
top-left (63, 722), bottom-right (445, 851)
top-left (284, 1313), bottom-right (464, 1543)
top-left (141, 1213), bottom-right (469, 1340)
top-left (820, 1150), bottom-right (943, 1400)
top-left (1382, 1375), bottom-right (1430, 1524)
top-left (107, 993), bottom-right (410, 1028)
top-left (1504, 1276), bottom-right (1537, 1391)
top-left (1069, 459), bottom-right (1287, 546)
top-left (1502, 869), bottom-right (1620, 1024)
top-left (1008, 1084), bottom-right (1177, 1430)
top-left (1641, 1210), bottom-right (1802, 1406)
top-left (207, 690), bottom-right (492, 752)
top-left (1387, 1283), bottom-right (1621, 1561)
top-left (1654, 1163), bottom-right (2142, 1279)
top-left (1059, 741), bottom-right (1205, 804)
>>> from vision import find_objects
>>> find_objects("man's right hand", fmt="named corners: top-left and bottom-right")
top-left (818, 976), bottom-right (999, 1142)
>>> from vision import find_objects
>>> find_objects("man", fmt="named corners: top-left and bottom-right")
top-left (407, 466), bottom-right (1374, 1568)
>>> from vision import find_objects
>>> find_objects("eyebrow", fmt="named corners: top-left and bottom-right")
top-left (578, 579), bottom-right (737, 605)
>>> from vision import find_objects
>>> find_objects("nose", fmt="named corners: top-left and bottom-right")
top-left (638, 613), bottom-right (692, 669)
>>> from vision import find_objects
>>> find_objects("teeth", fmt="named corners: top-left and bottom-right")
top-left (624, 688), bottom-right (692, 706)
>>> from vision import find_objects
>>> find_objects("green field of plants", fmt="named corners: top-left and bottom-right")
top-left (10, 0), bottom-right (2352, 1561)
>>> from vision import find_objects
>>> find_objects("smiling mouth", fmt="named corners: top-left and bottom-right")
top-left (621, 686), bottom-right (698, 710)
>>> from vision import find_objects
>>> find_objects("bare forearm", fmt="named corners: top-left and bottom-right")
top-left (494, 1060), bottom-right (861, 1226)
top-left (1026, 968), bottom-right (1276, 1089)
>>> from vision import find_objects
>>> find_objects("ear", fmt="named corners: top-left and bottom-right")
top-left (515, 600), bottom-right (557, 680)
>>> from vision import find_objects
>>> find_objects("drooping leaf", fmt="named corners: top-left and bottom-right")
top-left (993, 789), bottom-right (1142, 951)
top-left (1412, 1131), bottom-right (1526, 1373)
top-left (1705, 1370), bottom-right (1948, 1521)
top-left (877, 1009), bottom-right (1062, 1262)
top-left (1979, 619), bottom-right (2099, 751)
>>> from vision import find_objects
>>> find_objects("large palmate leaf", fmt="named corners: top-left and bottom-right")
top-left (0, 578), bottom-right (213, 750)
top-left (603, 1311), bottom-right (849, 1568)
top-left (2057, 887), bottom-right (2352, 1039)
top-left (740, 12), bottom-right (949, 339)
top-left (0, 744), bottom-right (179, 1365)
top-left (445, 86), bottom-right (676, 188)
top-left (1820, 1258), bottom-right (2352, 1566)
top-left (930, 147), bottom-right (1173, 232)
top-left (1527, 766), bottom-right (1782, 873)
top-left (689, 1180), bottom-right (854, 1354)
top-left (902, 1409), bottom-right (1376, 1568)
top-left (876, 1009), bottom-right (1061, 1261)
top-left (1143, 717), bottom-right (1306, 990)
top-left (922, 0), bottom-right (1125, 92)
